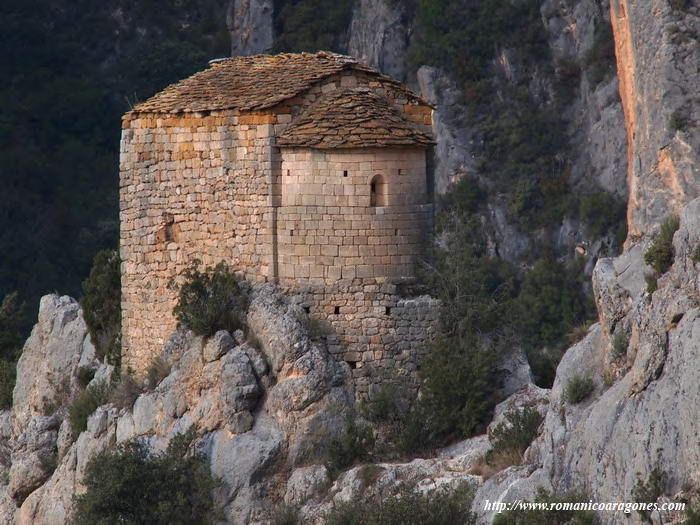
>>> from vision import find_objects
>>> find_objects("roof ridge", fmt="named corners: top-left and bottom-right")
top-left (128, 52), bottom-right (431, 115)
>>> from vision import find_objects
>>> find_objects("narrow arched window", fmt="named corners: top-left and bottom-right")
top-left (370, 174), bottom-right (388, 207)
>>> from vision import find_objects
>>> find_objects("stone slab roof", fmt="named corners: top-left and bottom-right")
top-left (277, 87), bottom-right (435, 149)
top-left (130, 51), bottom-right (427, 114)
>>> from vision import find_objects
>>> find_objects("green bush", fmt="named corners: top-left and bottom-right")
top-left (487, 407), bottom-right (543, 463)
top-left (564, 375), bottom-right (594, 405)
top-left (326, 420), bottom-right (375, 477)
top-left (683, 504), bottom-right (700, 524)
top-left (68, 381), bottom-right (111, 434)
top-left (645, 273), bottom-right (659, 294)
top-left (611, 332), bottom-right (628, 359)
top-left (517, 258), bottom-right (595, 386)
top-left (692, 244), bottom-right (700, 265)
top-left (632, 465), bottom-right (667, 522)
top-left (397, 335), bottom-right (500, 455)
top-left (669, 109), bottom-right (690, 132)
top-left (0, 292), bottom-right (25, 362)
top-left (271, 504), bottom-right (299, 525)
top-left (146, 356), bottom-right (171, 389)
top-left (583, 23), bottom-right (616, 86)
top-left (0, 359), bottom-right (16, 410)
top-left (493, 488), bottom-right (599, 524)
top-left (80, 249), bottom-right (121, 366)
top-left (109, 371), bottom-right (143, 411)
top-left (170, 260), bottom-right (245, 337)
top-left (670, 0), bottom-right (690, 10)
top-left (72, 426), bottom-right (219, 525)
top-left (644, 216), bottom-right (680, 275)
top-left (325, 483), bottom-right (476, 525)
top-left (359, 382), bottom-right (404, 424)
top-left (77, 366), bottom-right (96, 389)
top-left (578, 190), bottom-right (627, 245)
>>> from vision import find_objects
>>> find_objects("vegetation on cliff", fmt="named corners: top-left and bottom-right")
top-left (80, 249), bottom-right (122, 366)
top-left (73, 426), bottom-right (220, 525)
top-left (0, 292), bottom-right (26, 408)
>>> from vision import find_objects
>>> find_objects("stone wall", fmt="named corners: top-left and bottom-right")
top-left (288, 278), bottom-right (440, 397)
top-left (120, 68), bottom-right (436, 376)
top-left (119, 110), bottom-right (277, 372)
top-left (277, 147), bottom-right (431, 285)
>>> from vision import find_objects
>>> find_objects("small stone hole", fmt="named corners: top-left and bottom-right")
top-left (334, 306), bottom-right (340, 315)
top-left (385, 307), bottom-right (391, 315)
top-left (343, 170), bottom-right (348, 177)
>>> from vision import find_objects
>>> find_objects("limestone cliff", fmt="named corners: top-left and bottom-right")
top-left (610, 0), bottom-right (699, 237)
top-left (227, 0), bottom-right (274, 56)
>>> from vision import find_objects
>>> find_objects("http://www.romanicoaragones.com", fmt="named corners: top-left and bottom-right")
top-left (484, 498), bottom-right (686, 515)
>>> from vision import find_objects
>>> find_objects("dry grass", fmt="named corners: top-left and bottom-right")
top-left (469, 449), bottom-right (523, 480)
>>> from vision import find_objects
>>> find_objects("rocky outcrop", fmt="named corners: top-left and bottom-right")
top-left (0, 284), bottom-right (354, 524)
top-left (474, 197), bottom-right (700, 525)
top-left (347, 0), bottom-right (411, 82)
top-left (610, 0), bottom-right (699, 236)
top-left (227, 0), bottom-right (274, 56)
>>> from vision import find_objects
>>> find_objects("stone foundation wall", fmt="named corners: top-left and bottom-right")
top-left (288, 278), bottom-right (440, 397)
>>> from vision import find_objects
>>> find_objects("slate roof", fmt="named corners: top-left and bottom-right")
top-left (277, 87), bottom-right (434, 149)
top-left (131, 51), bottom-right (427, 114)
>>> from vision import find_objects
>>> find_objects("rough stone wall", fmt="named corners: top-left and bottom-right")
top-left (120, 68), bottom-right (435, 376)
top-left (289, 278), bottom-right (439, 397)
top-left (119, 110), bottom-right (277, 372)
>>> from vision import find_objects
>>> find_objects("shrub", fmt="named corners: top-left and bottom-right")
top-left (171, 260), bottom-right (245, 337)
top-left (645, 272), bottom-right (659, 294)
top-left (109, 372), bottom-right (143, 411)
top-left (325, 420), bottom-right (375, 477)
top-left (81, 249), bottom-right (121, 366)
top-left (692, 244), bottom-right (700, 265)
top-left (0, 291), bottom-right (26, 362)
top-left (564, 375), bottom-right (594, 405)
top-left (493, 487), bottom-right (599, 524)
top-left (72, 426), bottom-right (220, 525)
top-left (669, 109), bottom-right (690, 132)
top-left (77, 366), bottom-right (96, 389)
top-left (670, 0), bottom-right (690, 10)
top-left (517, 258), bottom-right (595, 386)
top-left (405, 335), bottom-right (500, 453)
top-left (612, 331), bottom-right (628, 359)
top-left (578, 190), bottom-right (627, 244)
top-left (632, 465), bottom-right (667, 522)
top-left (271, 504), bottom-right (299, 525)
top-left (583, 23), bottom-right (616, 86)
top-left (68, 381), bottom-right (111, 434)
top-left (325, 483), bottom-right (476, 525)
top-left (644, 216), bottom-right (680, 275)
top-left (359, 382), bottom-right (404, 424)
top-left (487, 407), bottom-right (543, 467)
top-left (146, 356), bottom-right (171, 390)
top-left (683, 504), bottom-right (700, 524)
top-left (0, 359), bottom-right (16, 410)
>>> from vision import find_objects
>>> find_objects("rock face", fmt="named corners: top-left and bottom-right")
top-left (0, 285), bottom-right (354, 524)
top-left (347, 0), bottom-right (411, 82)
top-left (227, 0), bottom-right (274, 56)
top-left (610, 0), bottom-right (699, 236)
top-left (474, 197), bottom-right (700, 525)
